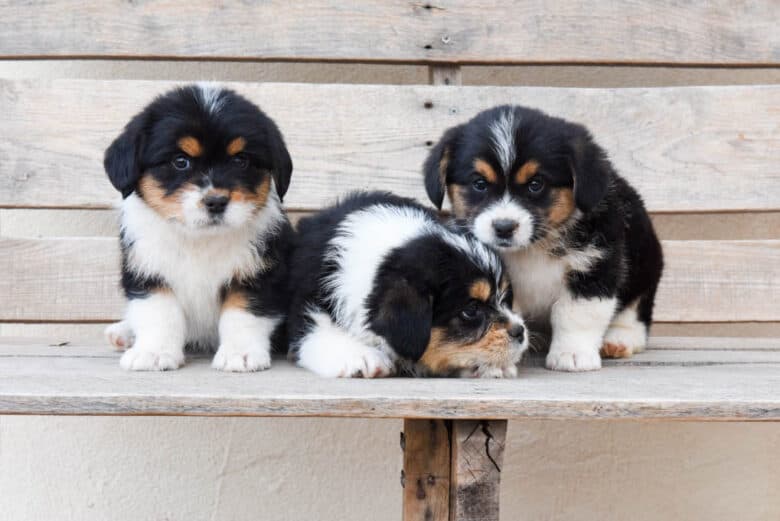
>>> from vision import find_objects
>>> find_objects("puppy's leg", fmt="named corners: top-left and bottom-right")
top-left (120, 290), bottom-right (186, 371)
top-left (546, 292), bottom-right (616, 372)
top-left (601, 300), bottom-right (648, 358)
top-left (105, 320), bottom-right (135, 351)
top-left (213, 294), bottom-right (276, 372)
top-left (294, 310), bottom-right (395, 378)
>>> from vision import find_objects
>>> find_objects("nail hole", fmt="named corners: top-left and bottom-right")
top-left (424, 44), bottom-right (433, 50)
top-left (423, 101), bottom-right (434, 109)
top-left (425, 140), bottom-right (434, 147)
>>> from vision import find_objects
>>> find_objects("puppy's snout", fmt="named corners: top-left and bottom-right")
top-left (508, 323), bottom-right (525, 342)
top-left (204, 194), bottom-right (229, 214)
top-left (492, 219), bottom-right (518, 239)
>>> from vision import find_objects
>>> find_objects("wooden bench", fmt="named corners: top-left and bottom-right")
top-left (1, 2), bottom-right (779, 519)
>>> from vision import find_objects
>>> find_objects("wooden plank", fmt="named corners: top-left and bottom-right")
top-left (450, 420), bottom-right (507, 521)
top-left (1, 80), bottom-right (778, 213)
top-left (0, 341), bottom-right (778, 420)
top-left (1, 237), bottom-right (778, 322)
top-left (0, 1), bottom-right (777, 64)
top-left (403, 419), bottom-right (451, 521)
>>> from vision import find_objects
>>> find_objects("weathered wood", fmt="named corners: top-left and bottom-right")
top-left (2, 237), bottom-right (778, 322)
top-left (2, 80), bottom-right (779, 212)
top-left (430, 65), bottom-right (462, 86)
top-left (0, 340), bottom-right (778, 420)
top-left (0, 1), bottom-right (776, 64)
top-left (450, 420), bottom-right (507, 521)
top-left (403, 419), bottom-right (451, 521)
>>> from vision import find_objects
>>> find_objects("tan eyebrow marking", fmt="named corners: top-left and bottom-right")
top-left (469, 278), bottom-right (492, 302)
top-left (227, 136), bottom-right (246, 156)
top-left (515, 160), bottom-right (540, 184)
top-left (548, 187), bottom-right (575, 225)
top-left (473, 158), bottom-right (498, 183)
top-left (177, 136), bottom-right (202, 157)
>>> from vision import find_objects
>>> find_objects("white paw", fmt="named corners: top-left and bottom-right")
top-left (460, 363), bottom-right (519, 378)
top-left (601, 324), bottom-right (648, 358)
top-left (302, 345), bottom-right (394, 378)
top-left (105, 321), bottom-right (135, 351)
top-left (546, 348), bottom-right (602, 372)
top-left (212, 343), bottom-right (271, 372)
top-left (119, 346), bottom-right (184, 371)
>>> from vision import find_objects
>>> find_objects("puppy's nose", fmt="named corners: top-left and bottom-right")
top-left (204, 194), bottom-right (229, 214)
top-left (493, 219), bottom-right (518, 239)
top-left (508, 324), bottom-right (525, 342)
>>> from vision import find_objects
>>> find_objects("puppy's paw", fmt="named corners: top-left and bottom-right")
top-left (546, 348), bottom-right (601, 372)
top-left (461, 363), bottom-right (519, 378)
top-left (105, 321), bottom-right (135, 351)
top-left (601, 324), bottom-right (647, 358)
top-left (212, 343), bottom-right (271, 372)
top-left (120, 346), bottom-right (184, 371)
top-left (301, 345), bottom-right (394, 378)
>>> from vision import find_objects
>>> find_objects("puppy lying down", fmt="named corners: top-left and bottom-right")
top-left (287, 192), bottom-right (528, 378)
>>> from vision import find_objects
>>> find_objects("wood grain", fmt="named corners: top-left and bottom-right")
top-left (1, 80), bottom-right (779, 212)
top-left (0, 1), bottom-right (776, 64)
top-left (0, 341), bottom-right (777, 420)
top-left (450, 420), bottom-right (507, 521)
top-left (1, 237), bottom-right (777, 322)
top-left (403, 419), bottom-right (451, 521)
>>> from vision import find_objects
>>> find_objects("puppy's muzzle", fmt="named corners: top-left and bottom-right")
top-left (204, 194), bottom-right (229, 215)
top-left (492, 219), bottom-right (518, 240)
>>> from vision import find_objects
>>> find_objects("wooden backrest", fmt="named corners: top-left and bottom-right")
top-left (1, 2), bottom-right (778, 334)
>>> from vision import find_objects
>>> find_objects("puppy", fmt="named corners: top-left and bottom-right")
top-left (424, 105), bottom-right (663, 372)
top-left (103, 84), bottom-right (294, 371)
top-left (286, 191), bottom-right (527, 378)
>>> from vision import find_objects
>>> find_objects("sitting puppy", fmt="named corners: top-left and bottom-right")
top-left (286, 191), bottom-right (527, 378)
top-left (424, 105), bottom-right (663, 372)
top-left (103, 84), bottom-right (294, 372)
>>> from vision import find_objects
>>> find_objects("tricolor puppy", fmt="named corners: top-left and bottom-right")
top-left (424, 105), bottom-right (663, 372)
top-left (103, 85), bottom-right (294, 372)
top-left (287, 192), bottom-right (527, 378)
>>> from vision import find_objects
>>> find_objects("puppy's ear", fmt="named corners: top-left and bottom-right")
top-left (568, 131), bottom-right (611, 212)
top-left (267, 124), bottom-right (293, 202)
top-left (423, 124), bottom-right (464, 209)
top-left (371, 279), bottom-right (432, 362)
top-left (104, 113), bottom-right (147, 198)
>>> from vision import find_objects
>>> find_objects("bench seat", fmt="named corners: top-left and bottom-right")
top-left (2, 337), bottom-right (777, 420)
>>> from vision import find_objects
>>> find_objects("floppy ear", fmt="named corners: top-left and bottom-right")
top-left (423, 124), bottom-right (464, 209)
top-left (267, 124), bottom-right (293, 202)
top-left (104, 113), bottom-right (147, 198)
top-left (371, 279), bottom-right (433, 362)
top-left (568, 132), bottom-right (611, 212)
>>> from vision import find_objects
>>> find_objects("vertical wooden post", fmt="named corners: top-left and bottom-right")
top-left (449, 420), bottom-right (507, 521)
top-left (402, 419), bottom-right (451, 521)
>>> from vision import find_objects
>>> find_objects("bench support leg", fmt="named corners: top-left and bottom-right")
top-left (402, 419), bottom-right (507, 521)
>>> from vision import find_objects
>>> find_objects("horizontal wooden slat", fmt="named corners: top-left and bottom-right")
top-left (1, 80), bottom-right (778, 213)
top-left (0, 341), bottom-right (777, 420)
top-left (0, 1), bottom-right (777, 64)
top-left (1, 238), bottom-right (778, 323)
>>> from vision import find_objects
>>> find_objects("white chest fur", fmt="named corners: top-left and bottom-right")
top-left (120, 194), bottom-right (276, 347)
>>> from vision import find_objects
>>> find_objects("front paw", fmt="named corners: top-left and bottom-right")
top-left (120, 346), bottom-right (184, 371)
top-left (105, 321), bottom-right (135, 351)
top-left (546, 348), bottom-right (601, 372)
top-left (212, 343), bottom-right (271, 372)
top-left (461, 363), bottom-right (519, 378)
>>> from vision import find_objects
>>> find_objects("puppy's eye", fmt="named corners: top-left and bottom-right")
top-left (460, 302), bottom-right (481, 321)
top-left (527, 177), bottom-right (545, 194)
top-left (172, 155), bottom-right (191, 171)
top-left (472, 178), bottom-right (488, 192)
top-left (232, 154), bottom-right (249, 169)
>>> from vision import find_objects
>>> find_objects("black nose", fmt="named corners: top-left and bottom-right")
top-left (508, 324), bottom-right (525, 342)
top-left (493, 219), bottom-right (518, 239)
top-left (204, 194), bottom-right (229, 214)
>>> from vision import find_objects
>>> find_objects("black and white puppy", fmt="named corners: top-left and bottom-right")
top-left (287, 192), bottom-right (527, 378)
top-left (424, 105), bottom-right (663, 372)
top-left (103, 84), bottom-right (294, 372)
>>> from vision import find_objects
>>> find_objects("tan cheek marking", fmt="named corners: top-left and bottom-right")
top-left (548, 187), bottom-right (575, 226)
top-left (222, 291), bottom-right (249, 312)
top-left (177, 136), bottom-right (202, 157)
top-left (227, 137), bottom-right (246, 156)
top-left (473, 158), bottom-right (498, 183)
top-left (515, 160), bottom-right (540, 184)
top-left (230, 175), bottom-right (272, 209)
top-left (137, 174), bottom-right (192, 221)
top-left (447, 184), bottom-right (472, 219)
top-left (419, 323), bottom-right (512, 375)
top-left (438, 148), bottom-right (450, 189)
top-left (468, 279), bottom-right (491, 302)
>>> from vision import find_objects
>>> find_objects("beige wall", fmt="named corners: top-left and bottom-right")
top-left (1, 60), bottom-right (778, 520)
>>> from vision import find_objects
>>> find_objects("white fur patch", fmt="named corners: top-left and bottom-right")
top-left (546, 292), bottom-right (616, 372)
top-left (120, 189), bottom-right (284, 349)
top-left (196, 83), bottom-right (226, 114)
top-left (472, 194), bottom-right (535, 249)
top-left (212, 309), bottom-right (277, 372)
top-left (120, 292), bottom-right (186, 371)
top-left (603, 300), bottom-right (648, 356)
top-left (489, 109), bottom-right (517, 173)
top-left (105, 320), bottom-right (134, 351)
top-left (296, 311), bottom-right (395, 378)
